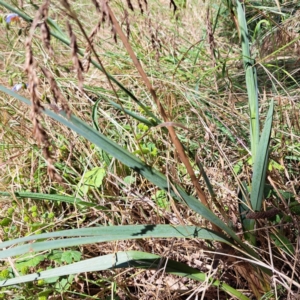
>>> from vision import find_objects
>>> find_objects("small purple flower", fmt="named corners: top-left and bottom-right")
top-left (5, 13), bottom-right (20, 24)
top-left (12, 83), bottom-right (27, 92)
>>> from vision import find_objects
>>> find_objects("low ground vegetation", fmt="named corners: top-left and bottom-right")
top-left (0, 0), bottom-right (300, 299)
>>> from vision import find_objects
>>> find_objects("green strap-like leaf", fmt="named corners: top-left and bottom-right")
top-left (238, 182), bottom-right (255, 243)
top-left (270, 230), bottom-right (295, 256)
top-left (0, 191), bottom-right (107, 210)
top-left (0, 225), bottom-right (231, 258)
top-left (233, 0), bottom-right (260, 161)
top-left (251, 100), bottom-right (274, 212)
top-left (0, 250), bottom-right (250, 299)
top-left (89, 91), bottom-right (156, 128)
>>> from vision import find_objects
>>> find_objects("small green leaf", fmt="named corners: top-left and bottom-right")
top-left (270, 231), bottom-right (294, 255)
top-left (7, 208), bottom-right (14, 216)
top-left (31, 206), bottom-right (38, 212)
top-left (152, 190), bottom-right (169, 210)
top-left (55, 275), bottom-right (74, 292)
top-left (83, 167), bottom-right (106, 187)
top-left (289, 202), bottom-right (300, 215)
top-left (132, 147), bottom-right (150, 155)
top-left (80, 167), bottom-right (106, 195)
top-left (233, 161), bottom-right (243, 175)
top-left (48, 250), bottom-right (64, 263)
top-left (247, 157), bottom-right (253, 166)
top-left (94, 168), bottom-right (106, 187)
top-left (37, 289), bottom-right (52, 299)
top-left (268, 159), bottom-right (284, 171)
top-left (61, 251), bottom-right (81, 264)
top-left (16, 254), bottom-right (45, 270)
top-left (0, 269), bottom-right (10, 279)
top-left (124, 176), bottom-right (136, 185)
top-left (137, 123), bottom-right (145, 130)
top-left (0, 218), bottom-right (11, 226)
top-left (29, 222), bottom-right (44, 231)
top-left (150, 148), bottom-right (158, 156)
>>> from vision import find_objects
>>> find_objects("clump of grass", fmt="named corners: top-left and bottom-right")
top-left (0, 0), bottom-right (300, 299)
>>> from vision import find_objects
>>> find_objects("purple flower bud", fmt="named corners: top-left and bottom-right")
top-left (5, 13), bottom-right (20, 24)
top-left (12, 83), bottom-right (24, 92)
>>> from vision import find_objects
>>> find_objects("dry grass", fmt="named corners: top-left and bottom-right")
top-left (1, 0), bottom-right (300, 299)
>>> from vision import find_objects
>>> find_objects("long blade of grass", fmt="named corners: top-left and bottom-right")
top-left (90, 92), bottom-right (155, 128)
top-left (0, 225), bottom-right (231, 257)
top-left (0, 85), bottom-right (258, 259)
top-left (0, 191), bottom-right (107, 210)
top-left (238, 182), bottom-right (255, 243)
top-left (270, 230), bottom-right (295, 256)
top-left (243, 100), bottom-right (274, 245)
top-left (0, 250), bottom-right (250, 299)
top-left (233, 0), bottom-right (260, 160)
top-left (251, 100), bottom-right (274, 212)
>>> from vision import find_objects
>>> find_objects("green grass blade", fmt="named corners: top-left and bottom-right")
top-left (0, 225), bottom-right (231, 257)
top-left (0, 191), bottom-right (107, 210)
top-left (91, 98), bottom-right (101, 131)
top-left (0, 250), bottom-right (250, 299)
top-left (234, 0), bottom-right (260, 160)
top-left (195, 159), bottom-right (215, 200)
top-left (270, 231), bottom-right (295, 256)
top-left (251, 100), bottom-right (274, 212)
top-left (90, 92), bottom-right (156, 128)
top-left (238, 182), bottom-right (255, 243)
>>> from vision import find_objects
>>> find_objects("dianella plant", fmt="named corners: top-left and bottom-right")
top-left (232, 0), bottom-right (274, 245)
top-left (0, 0), bottom-right (299, 299)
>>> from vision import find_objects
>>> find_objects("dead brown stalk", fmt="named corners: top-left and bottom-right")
top-left (106, 4), bottom-right (216, 227)
top-left (24, 0), bottom-right (64, 184)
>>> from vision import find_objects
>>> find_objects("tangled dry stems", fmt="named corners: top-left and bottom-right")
top-left (1, 0), bottom-right (300, 298)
